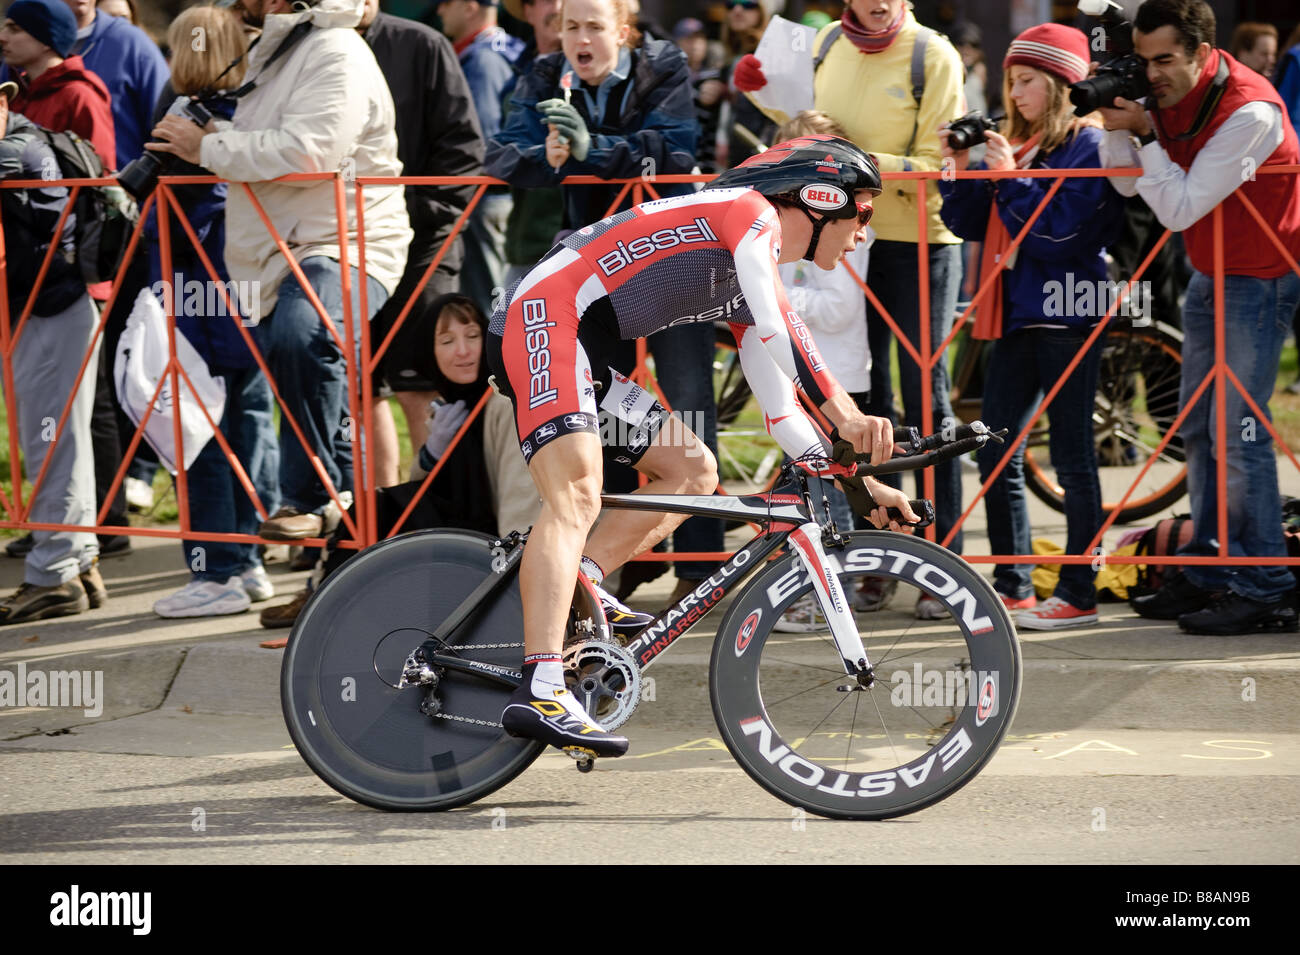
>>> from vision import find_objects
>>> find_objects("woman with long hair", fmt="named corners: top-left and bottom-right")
top-left (938, 24), bottom-right (1122, 630)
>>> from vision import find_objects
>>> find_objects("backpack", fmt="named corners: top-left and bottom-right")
top-left (813, 24), bottom-right (932, 156)
top-left (32, 127), bottom-right (138, 286)
top-left (1131, 515), bottom-right (1194, 595)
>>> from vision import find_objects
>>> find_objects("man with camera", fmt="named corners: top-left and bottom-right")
top-left (147, 0), bottom-right (412, 542)
top-left (1096, 0), bottom-right (1300, 635)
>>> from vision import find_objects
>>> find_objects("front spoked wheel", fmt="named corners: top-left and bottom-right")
top-left (710, 531), bottom-right (1020, 820)
top-left (281, 529), bottom-right (543, 811)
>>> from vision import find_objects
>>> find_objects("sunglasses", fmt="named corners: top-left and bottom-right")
top-left (855, 201), bottom-right (873, 226)
top-left (727, 1), bottom-right (761, 9)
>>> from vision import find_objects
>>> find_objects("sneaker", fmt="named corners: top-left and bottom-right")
top-left (258, 507), bottom-right (323, 541)
top-left (0, 580), bottom-right (89, 625)
top-left (1016, 596), bottom-right (1099, 630)
top-left (591, 579), bottom-right (654, 636)
top-left (153, 578), bottom-right (250, 618)
top-left (1131, 571), bottom-right (1216, 620)
top-left (915, 594), bottom-right (950, 620)
top-left (241, 565), bottom-right (274, 603)
top-left (97, 534), bottom-right (133, 558)
top-left (501, 683), bottom-right (629, 758)
top-left (1178, 591), bottom-right (1299, 635)
top-left (80, 563), bottom-right (108, 610)
top-left (1000, 594), bottom-right (1038, 612)
top-left (124, 476), bottom-right (154, 512)
top-left (5, 533), bottom-right (34, 559)
top-left (853, 576), bottom-right (897, 612)
top-left (260, 587), bottom-right (311, 628)
top-left (773, 593), bottom-right (827, 632)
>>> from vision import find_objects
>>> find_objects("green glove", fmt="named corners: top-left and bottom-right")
top-left (537, 98), bottom-right (591, 162)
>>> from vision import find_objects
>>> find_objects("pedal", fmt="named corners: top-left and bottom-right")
top-left (565, 747), bottom-right (597, 773)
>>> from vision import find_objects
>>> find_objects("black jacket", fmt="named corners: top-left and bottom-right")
top-left (363, 12), bottom-right (485, 264)
top-left (486, 38), bottom-right (698, 229)
top-left (0, 112), bottom-right (83, 317)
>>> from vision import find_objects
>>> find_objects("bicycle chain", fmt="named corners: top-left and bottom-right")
top-left (438, 642), bottom-right (524, 651)
top-left (431, 712), bottom-right (503, 728)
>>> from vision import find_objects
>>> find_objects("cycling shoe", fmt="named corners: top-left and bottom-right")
top-left (591, 579), bottom-right (654, 637)
top-left (502, 683), bottom-right (630, 758)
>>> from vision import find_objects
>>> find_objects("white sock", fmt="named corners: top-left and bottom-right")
top-left (580, 555), bottom-right (604, 585)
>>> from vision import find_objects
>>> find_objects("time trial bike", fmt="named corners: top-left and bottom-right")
top-left (281, 423), bottom-right (1021, 820)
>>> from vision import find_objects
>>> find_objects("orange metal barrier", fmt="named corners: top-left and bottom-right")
top-left (2, 165), bottom-right (1298, 579)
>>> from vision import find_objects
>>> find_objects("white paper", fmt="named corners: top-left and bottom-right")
top-left (748, 15), bottom-right (818, 128)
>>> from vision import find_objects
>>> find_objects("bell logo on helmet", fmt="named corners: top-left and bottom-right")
top-left (800, 184), bottom-right (847, 212)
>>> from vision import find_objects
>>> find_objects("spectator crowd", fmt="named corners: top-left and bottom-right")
top-left (0, 0), bottom-right (1298, 638)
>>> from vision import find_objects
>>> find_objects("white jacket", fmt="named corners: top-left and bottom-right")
top-left (199, 0), bottom-right (411, 318)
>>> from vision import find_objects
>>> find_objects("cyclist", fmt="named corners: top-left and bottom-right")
top-left (489, 135), bottom-right (918, 758)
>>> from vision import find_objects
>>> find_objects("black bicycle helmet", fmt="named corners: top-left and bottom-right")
top-left (706, 135), bottom-right (882, 260)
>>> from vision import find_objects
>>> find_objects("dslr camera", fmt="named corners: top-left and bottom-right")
top-left (945, 111), bottom-right (1000, 151)
top-left (1068, 0), bottom-right (1151, 115)
top-left (117, 95), bottom-right (214, 200)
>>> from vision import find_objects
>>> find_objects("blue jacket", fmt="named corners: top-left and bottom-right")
top-left (70, 11), bottom-right (169, 170)
top-left (486, 38), bottom-right (698, 230)
top-left (458, 26), bottom-right (524, 142)
top-left (1276, 43), bottom-right (1300, 130)
top-left (142, 91), bottom-right (256, 372)
top-left (938, 124), bottom-right (1122, 334)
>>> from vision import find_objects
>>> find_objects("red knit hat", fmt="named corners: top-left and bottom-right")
top-left (1003, 23), bottom-right (1091, 85)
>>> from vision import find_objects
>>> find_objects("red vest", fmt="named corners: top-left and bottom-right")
top-left (1156, 50), bottom-right (1300, 278)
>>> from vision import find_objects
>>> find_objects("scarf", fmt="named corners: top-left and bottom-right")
top-left (841, 4), bottom-right (907, 53)
top-left (972, 133), bottom-right (1042, 341)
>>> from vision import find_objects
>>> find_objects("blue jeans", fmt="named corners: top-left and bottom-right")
top-left (978, 327), bottom-right (1102, 610)
top-left (647, 321), bottom-right (723, 580)
top-left (264, 256), bottom-right (389, 512)
top-left (865, 240), bottom-right (964, 551)
top-left (184, 366), bottom-right (280, 582)
top-left (1178, 269), bottom-right (1300, 601)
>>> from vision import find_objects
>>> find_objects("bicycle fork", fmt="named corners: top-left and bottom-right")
top-left (786, 522), bottom-right (876, 689)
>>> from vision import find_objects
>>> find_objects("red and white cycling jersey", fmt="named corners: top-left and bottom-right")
top-left (489, 187), bottom-right (845, 463)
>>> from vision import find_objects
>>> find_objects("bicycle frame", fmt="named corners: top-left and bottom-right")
top-left (407, 484), bottom-right (880, 693)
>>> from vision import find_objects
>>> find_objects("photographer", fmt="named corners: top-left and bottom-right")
top-left (938, 24), bottom-right (1121, 630)
top-left (144, 5), bottom-right (281, 619)
top-left (147, 0), bottom-right (412, 545)
top-left (1097, 0), bottom-right (1300, 635)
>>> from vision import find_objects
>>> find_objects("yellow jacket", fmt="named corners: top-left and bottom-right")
top-left (753, 10), bottom-right (965, 244)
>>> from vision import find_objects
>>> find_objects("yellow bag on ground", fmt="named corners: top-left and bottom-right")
top-left (1031, 539), bottom-right (1141, 601)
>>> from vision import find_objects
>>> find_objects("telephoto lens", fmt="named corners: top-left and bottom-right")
top-left (117, 96), bottom-right (216, 200)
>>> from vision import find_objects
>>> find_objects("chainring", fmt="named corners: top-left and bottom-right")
top-left (562, 640), bottom-right (642, 732)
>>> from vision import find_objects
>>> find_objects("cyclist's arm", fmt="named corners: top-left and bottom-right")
top-left (726, 197), bottom-right (843, 407)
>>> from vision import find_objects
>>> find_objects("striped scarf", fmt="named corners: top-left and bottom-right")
top-left (840, 4), bottom-right (907, 53)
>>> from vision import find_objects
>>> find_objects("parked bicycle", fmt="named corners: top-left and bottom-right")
top-left (281, 423), bottom-right (1019, 820)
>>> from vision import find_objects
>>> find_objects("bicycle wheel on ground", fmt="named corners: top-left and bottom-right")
top-left (710, 531), bottom-right (1020, 820)
top-left (281, 529), bottom-right (543, 811)
top-left (1026, 320), bottom-right (1186, 523)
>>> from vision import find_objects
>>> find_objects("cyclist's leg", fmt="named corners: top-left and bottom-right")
top-left (521, 433), bottom-right (605, 659)
top-left (585, 407), bottom-right (719, 577)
